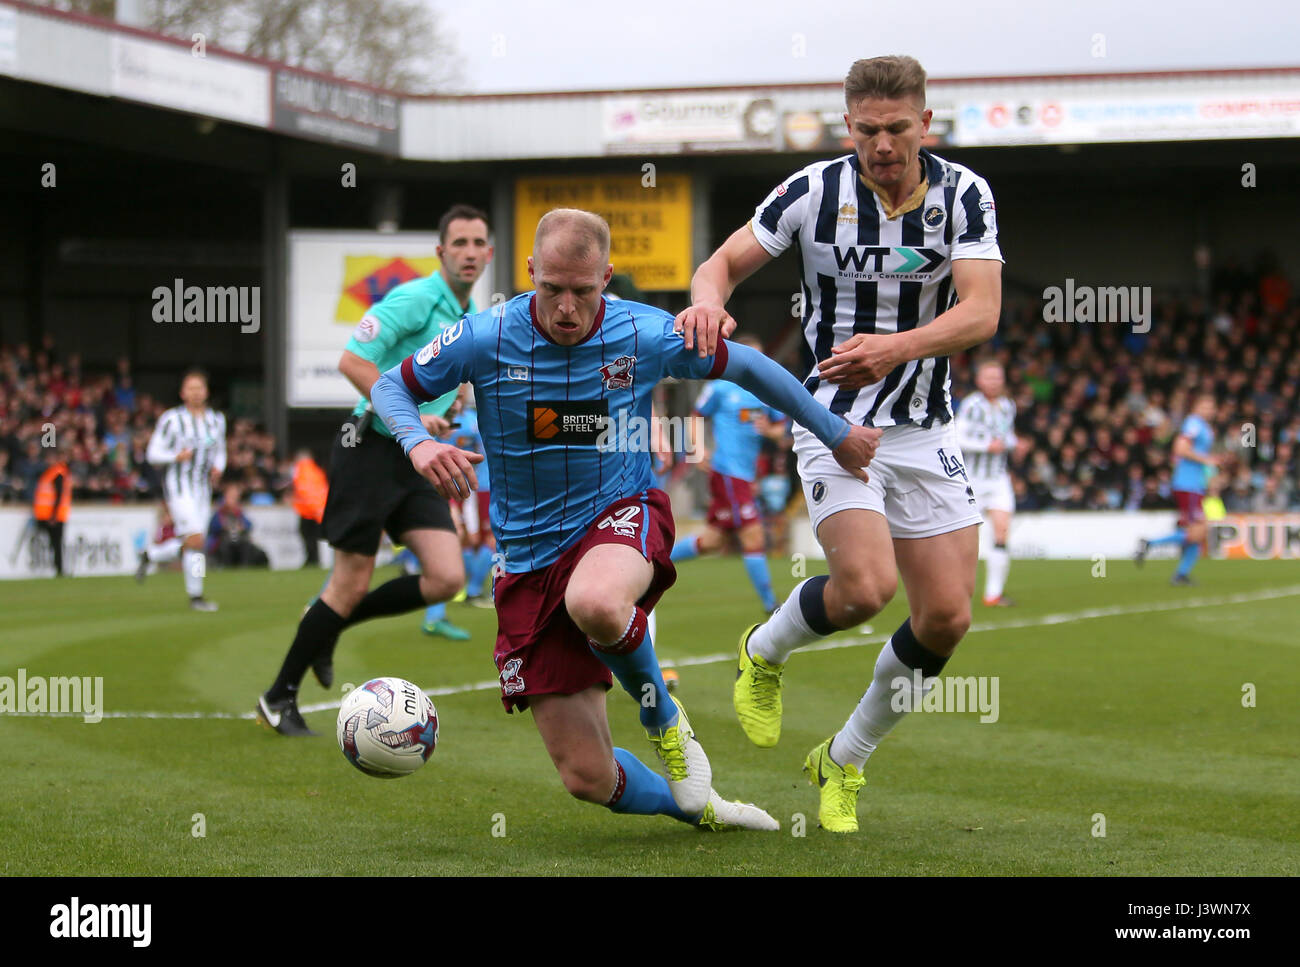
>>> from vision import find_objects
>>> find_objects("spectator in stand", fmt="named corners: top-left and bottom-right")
top-left (1252, 472), bottom-right (1291, 514)
top-left (0, 450), bottom-right (17, 503)
top-left (207, 484), bottom-right (269, 568)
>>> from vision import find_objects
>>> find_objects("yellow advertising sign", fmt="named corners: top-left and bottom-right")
top-left (514, 174), bottom-right (693, 292)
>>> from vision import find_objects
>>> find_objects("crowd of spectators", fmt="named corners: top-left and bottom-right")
top-left (949, 257), bottom-right (1299, 512)
top-left (3, 257), bottom-right (1296, 517)
top-left (0, 338), bottom-right (292, 506)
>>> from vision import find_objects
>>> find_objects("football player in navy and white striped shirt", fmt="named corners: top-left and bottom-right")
top-left (954, 359), bottom-right (1018, 606)
top-left (676, 55), bottom-right (1003, 833)
top-left (137, 368), bottom-right (226, 611)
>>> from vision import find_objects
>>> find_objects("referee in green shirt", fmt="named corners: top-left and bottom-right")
top-left (258, 205), bottom-right (494, 735)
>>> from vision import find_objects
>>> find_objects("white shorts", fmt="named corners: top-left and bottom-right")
top-left (795, 421), bottom-right (983, 540)
top-left (165, 489), bottom-right (212, 539)
top-left (970, 474), bottom-right (1016, 514)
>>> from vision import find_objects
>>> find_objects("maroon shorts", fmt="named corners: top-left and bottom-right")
top-left (1174, 490), bottom-right (1205, 528)
top-left (706, 471), bottom-right (761, 531)
top-left (492, 488), bottom-right (676, 712)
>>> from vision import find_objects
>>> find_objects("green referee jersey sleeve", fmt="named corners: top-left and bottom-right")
top-left (346, 272), bottom-right (476, 430)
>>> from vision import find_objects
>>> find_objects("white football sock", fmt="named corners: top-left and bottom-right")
top-left (829, 639), bottom-right (935, 770)
top-left (147, 538), bottom-right (182, 563)
top-left (749, 579), bottom-right (822, 665)
top-left (182, 549), bottom-right (205, 598)
top-left (985, 545), bottom-right (1010, 601)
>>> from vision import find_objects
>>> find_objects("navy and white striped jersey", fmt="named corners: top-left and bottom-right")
top-left (146, 406), bottom-right (227, 499)
top-left (751, 149), bottom-right (1002, 429)
top-left (954, 393), bottom-right (1016, 480)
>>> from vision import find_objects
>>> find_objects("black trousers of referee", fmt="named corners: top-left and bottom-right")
top-left (299, 517), bottom-right (321, 567)
top-left (36, 520), bottom-right (65, 576)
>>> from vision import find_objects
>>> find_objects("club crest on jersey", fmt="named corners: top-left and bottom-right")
top-left (507, 365), bottom-right (529, 381)
top-left (599, 355), bottom-right (636, 391)
top-left (811, 480), bottom-right (827, 503)
top-left (937, 448), bottom-right (968, 481)
top-left (923, 205), bottom-right (945, 229)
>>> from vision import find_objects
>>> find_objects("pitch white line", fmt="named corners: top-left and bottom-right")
top-left (11, 584), bottom-right (1300, 721)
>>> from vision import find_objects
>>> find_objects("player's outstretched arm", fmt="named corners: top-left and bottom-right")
top-left (370, 372), bottom-right (482, 500)
top-left (674, 225), bottom-right (772, 357)
top-left (718, 341), bottom-right (881, 482)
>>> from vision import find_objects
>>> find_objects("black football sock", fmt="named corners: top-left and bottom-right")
top-left (343, 574), bottom-right (428, 627)
top-left (267, 600), bottom-right (346, 702)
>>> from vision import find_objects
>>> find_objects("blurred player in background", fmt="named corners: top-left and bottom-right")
top-left (677, 55), bottom-right (1002, 832)
top-left (450, 385), bottom-right (495, 607)
top-left (256, 205), bottom-right (492, 736)
top-left (409, 387), bottom-right (475, 641)
top-left (1135, 393), bottom-right (1219, 585)
top-left (954, 358), bottom-right (1018, 606)
top-left (671, 333), bottom-right (786, 614)
top-left (137, 368), bottom-right (225, 611)
top-left (373, 209), bottom-right (880, 830)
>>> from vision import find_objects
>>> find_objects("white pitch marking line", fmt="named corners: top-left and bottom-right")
top-left (11, 584), bottom-right (1300, 721)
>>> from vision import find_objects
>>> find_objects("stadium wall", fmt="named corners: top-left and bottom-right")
top-left (789, 511), bottom-right (1300, 563)
top-left (0, 504), bottom-right (327, 578)
top-left (4, 507), bottom-right (1298, 579)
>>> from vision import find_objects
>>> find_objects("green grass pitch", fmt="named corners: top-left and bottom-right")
top-left (2, 557), bottom-right (1297, 876)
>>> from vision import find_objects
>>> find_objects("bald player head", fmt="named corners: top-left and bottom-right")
top-left (528, 209), bottom-right (615, 346)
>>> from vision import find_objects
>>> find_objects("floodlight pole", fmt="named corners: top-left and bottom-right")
top-left (262, 142), bottom-right (290, 449)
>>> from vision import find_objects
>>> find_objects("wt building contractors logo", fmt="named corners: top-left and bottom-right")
top-left (50, 898), bottom-right (151, 947)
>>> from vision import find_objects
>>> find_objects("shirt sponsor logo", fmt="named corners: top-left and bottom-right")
top-left (831, 245), bottom-right (945, 280)
top-left (527, 399), bottom-right (610, 445)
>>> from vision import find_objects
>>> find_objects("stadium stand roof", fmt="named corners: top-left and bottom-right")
top-left (3, 0), bottom-right (1298, 160)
